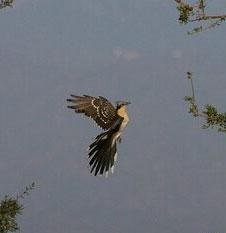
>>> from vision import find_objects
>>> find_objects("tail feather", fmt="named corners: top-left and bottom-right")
top-left (88, 131), bottom-right (117, 176)
top-left (88, 132), bottom-right (108, 151)
top-left (90, 159), bottom-right (98, 173)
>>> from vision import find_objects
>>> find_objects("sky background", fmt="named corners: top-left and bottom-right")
top-left (1, 1), bottom-right (226, 233)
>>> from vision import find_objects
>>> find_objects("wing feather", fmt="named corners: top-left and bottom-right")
top-left (67, 95), bottom-right (119, 130)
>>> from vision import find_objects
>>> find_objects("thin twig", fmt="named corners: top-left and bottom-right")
top-left (186, 72), bottom-right (208, 118)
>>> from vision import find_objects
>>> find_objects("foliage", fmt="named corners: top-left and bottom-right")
top-left (176, 2), bottom-right (194, 24)
top-left (0, 183), bottom-right (35, 233)
top-left (174, 0), bottom-right (226, 34)
top-left (184, 72), bottom-right (226, 133)
top-left (0, 0), bottom-right (14, 9)
top-left (0, 197), bottom-right (22, 233)
top-left (202, 105), bottom-right (226, 132)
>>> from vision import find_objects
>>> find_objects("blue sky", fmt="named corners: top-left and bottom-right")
top-left (1, 1), bottom-right (226, 233)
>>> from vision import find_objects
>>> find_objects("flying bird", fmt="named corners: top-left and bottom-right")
top-left (67, 95), bottom-right (130, 176)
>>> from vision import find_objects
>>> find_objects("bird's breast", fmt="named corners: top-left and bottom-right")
top-left (115, 105), bottom-right (130, 138)
top-left (119, 117), bottom-right (129, 132)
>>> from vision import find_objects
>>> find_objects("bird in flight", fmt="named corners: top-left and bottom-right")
top-left (67, 95), bottom-right (130, 176)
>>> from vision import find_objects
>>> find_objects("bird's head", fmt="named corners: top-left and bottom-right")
top-left (116, 100), bottom-right (131, 109)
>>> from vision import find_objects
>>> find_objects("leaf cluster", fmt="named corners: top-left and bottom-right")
top-left (177, 3), bottom-right (194, 24)
top-left (0, 197), bottom-right (22, 233)
top-left (184, 95), bottom-right (198, 116)
top-left (0, 183), bottom-right (35, 233)
top-left (0, 0), bottom-right (14, 9)
top-left (202, 105), bottom-right (226, 132)
top-left (175, 0), bottom-right (226, 34)
top-left (184, 72), bottom-right (226, 133)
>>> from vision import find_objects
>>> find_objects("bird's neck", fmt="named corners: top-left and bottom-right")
top-left (117, 106), bottom-right (129, 121)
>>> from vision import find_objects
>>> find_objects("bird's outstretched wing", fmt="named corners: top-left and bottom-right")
top-left (67, 95), bottom-right (119, 130)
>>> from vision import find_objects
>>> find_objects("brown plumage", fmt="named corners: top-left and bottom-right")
top-left (67, 95), bottom-right (119, 130)
top-left (67, 95), bottom-right (130, 176)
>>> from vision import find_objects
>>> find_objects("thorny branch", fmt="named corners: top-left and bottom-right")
top-left (184, 72), bottom-right (226, 133)
top-left (174, 0), bottom-right (226, 34)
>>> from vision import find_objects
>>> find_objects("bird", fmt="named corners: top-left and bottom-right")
top-left (67, 94), bottom-right (130, 176)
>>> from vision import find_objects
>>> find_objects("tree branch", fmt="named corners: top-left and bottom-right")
top-left (174, 0), bottom-right (226, 34)
top-left (184, 72), bottom-right (226, 132)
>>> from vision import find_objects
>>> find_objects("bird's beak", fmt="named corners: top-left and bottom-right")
top-left (125, 101), bottom-right (131, 105)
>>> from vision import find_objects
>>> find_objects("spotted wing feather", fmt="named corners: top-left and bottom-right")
top-left (67, 95), bottom-right (118, 130)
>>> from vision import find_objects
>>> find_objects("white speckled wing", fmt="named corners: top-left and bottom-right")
top-left (67, 95), bottom-right (119, 130)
